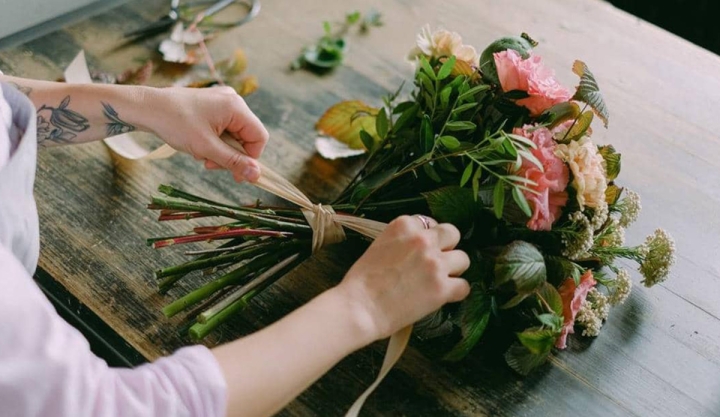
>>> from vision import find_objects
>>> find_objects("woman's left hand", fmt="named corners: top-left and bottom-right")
top-left (141, 86), bottom-right (269, 182)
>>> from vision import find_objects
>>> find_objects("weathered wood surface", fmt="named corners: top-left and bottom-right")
top-left (2, 0), bottom-right (720, 415)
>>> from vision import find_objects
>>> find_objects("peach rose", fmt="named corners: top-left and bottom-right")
top-left (494, 49), bottom-right (572, 116)
top-left (555, 137), bottom-right (607, 210)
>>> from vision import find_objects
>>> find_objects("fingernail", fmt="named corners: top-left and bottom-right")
top-left (243, 164), bottom-right (260, 182)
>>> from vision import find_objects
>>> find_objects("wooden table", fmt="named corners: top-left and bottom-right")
top-left (2, 0), bottom-right (719, 415)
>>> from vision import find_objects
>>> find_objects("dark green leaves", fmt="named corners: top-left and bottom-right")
top-left (494, 241), bottom-right (547, 293)
top-left (422, 186), bottom-right (480, 230)
top-left (537, 282), bottom-right (563, 315)
top-left (505, 342), bottom-right (550, 376)
top-left (420, 114), bottom-right (434, 152)
top-left (598, 145), bottom-right (621, 181)
top-left (359, 130), bottom-right (376, 152)
top-left (516, 327), bottom-right (557, 356)
top-left (545, 255), bottom-right (583, 286)
top-left (493, 181), bottom-right (505, 219)
top-left (443, 286), bottom-right (491, 361)
top-left (572, 60), bottom-right (609, 127)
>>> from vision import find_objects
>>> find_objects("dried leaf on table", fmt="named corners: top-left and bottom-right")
top-left (315, 100), bottom-right (379, 151)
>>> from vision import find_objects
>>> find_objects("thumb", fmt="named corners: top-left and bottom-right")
top-left (200, 134), bottom-right (261, 182)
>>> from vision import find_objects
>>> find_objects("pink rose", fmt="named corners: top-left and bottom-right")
top-left (556, 270), bottom-right (597, 349)
top-left (494, 50), bottom-right (572, 116)
top-left (513, 125), bottom-right (569, 231)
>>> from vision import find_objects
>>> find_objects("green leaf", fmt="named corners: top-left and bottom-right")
top-left (445, 121), bottom-right (477, 132)
top-left (419, 56), bottom-right (436, 81)
top-left (439, 135), bottom-right (461, 150)
top-left (375, 109), bottom-right (389, 140)
top-left (394, 103), bottom-right (419, 132)
top-left (493, 181), bottom-right (505, 219)
top-left (572, 60), bottom-right (609, 127)
top-left (504, 342), bottom-right (550, 376)
top-left (443, 287), bottom-right (491, 361)
top-left (423, 163), bottom-right (442, 182)
top-left (500, 292), bottom-right (530, 309)
top-left (420, 115), bottom-right (434, 152)
top-left (458, 84), bottom-right (490, 101)
top-left (417, 72), bottom-right (435, 95)
top-left (516, 327), bottom-right (557, 355)
top-left (598, 145), bottom-right (621, 181)
top-left (392, 101), bottom-right (415, 114)
top-left (345, 11), bottom-right (361, 24)
top-left (544, 256), bottom-right (583, 286)
top-left (323, 21), bottom-right (332, 36)
top-left (562, 111), bottom-right (593, 142)
top-left (502, 138), bottom-right (517, 157)
top-left (437, 157), bottom-right (458, 173)
top-left (494, 241), bottom-right (547, 293)
top-left (460, 163), bottom-right (474, 187)
top-left (440, 86), bottom-right (452, 109)
top-left (452, 102), bottom-right (477, 114)
top-left (437, 55), bottom-right (457, 80)
top-left (359, 130), bottom-right (375, 152)
top-left (605, 183), bottom-right (623, 206)
top-left (536, 313), bottom-right (563, 331)
top-left (537, 282), bottom-right (563, 316)
top-left (471, 164), bottom-right (482, 201)
top-left (512, 186), bottom-right (532, 218)
top-left (543, 101), bottom-right (582, 129)
top-left (422, 186), bottom-right (480, 229)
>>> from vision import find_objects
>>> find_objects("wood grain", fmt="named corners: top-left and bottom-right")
top-left (2, 0), bottom-right (719, 415)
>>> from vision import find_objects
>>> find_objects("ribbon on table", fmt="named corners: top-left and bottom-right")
top-left (64, 49), bottom-right (410, 415)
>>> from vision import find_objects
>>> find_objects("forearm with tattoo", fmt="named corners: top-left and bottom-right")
top-left (1, 74), bottom-right (144, 147)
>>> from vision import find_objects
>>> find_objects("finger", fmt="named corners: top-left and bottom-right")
top-left (198, 133), bottom-right (261, 182)
top-left (226, 98), bottom-right (269, 159)
top-left (444, 277), bottom-right (471, 303)
top-left (430, 223), bottom-right (461, 251)
top-left (204, 160), bottom-right (223, 170)
top-left (443, 249), bottom-right (471, 276)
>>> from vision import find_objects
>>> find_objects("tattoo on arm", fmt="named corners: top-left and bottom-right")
top-left (8, 82), bottom-right (32, 96)
top-left (101, 102), bottom-right (136, 136)
top-left (36, 96), bottom-right (89, 146)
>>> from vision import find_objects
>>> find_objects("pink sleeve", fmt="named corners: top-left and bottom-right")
top-left (0, 245), bottom-right (227, 417)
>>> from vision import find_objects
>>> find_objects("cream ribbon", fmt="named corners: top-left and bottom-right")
top-left (64, 50), bottom-right (410, 415)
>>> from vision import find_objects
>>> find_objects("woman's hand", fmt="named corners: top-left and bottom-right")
top-left (335, 215), bottom-right (471, 342)
top-left (142, 86), bottom-right (269, 182)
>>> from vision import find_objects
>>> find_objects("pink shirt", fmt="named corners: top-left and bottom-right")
top-left (0, 81), bottom-right (227, 417)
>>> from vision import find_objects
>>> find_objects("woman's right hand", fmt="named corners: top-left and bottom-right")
top-left (335, 215), bottom-right (471, 343)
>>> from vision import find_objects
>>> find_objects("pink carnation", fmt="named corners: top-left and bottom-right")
top-left (556, 270), bottom-right (597, 349)
top-left (494, 49), bottom-right (572, 116)
top-left (513, 125), bottom-right (569, 231)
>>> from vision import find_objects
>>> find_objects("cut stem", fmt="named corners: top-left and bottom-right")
top-left (162, 241), bottom-right (304, 318)
top-left (150, 229), bottom-right (290, 249)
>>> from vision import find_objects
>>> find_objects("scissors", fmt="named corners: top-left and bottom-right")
top-left (124, 0), bottom-right (261, 39)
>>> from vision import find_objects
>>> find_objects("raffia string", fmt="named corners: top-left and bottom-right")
top-left (64, 50), bottom-right (410, 415)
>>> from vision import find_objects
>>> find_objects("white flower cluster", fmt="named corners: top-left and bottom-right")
top-left (576, 288), bottom-right (610, 337)
top-left (590, 202), bottom-right (609, 231)
top-left (617, 189), bottom-right (641, 227)
top-left (603, 217), bottom-right (625, 248)
top-left (639, 228), bottom-right (676, 287)
top-left (562, 212), bottom-right (594, 260)
top-left (609, 269), bottom-right (632, 306)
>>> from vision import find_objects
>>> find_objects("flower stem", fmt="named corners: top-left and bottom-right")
top-left (161, 240), bottom-right (305, 318)
top-left (150, 196), bottom-right (312, 233)
top-left (155, 239), bottom-right (276, 280)
top-left (149, 228), bottom-right (290, 249)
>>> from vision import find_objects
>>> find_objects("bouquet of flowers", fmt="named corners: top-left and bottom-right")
top-left (147, 26), bottom-right (675, 374)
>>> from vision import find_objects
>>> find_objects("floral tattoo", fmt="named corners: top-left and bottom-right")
top-left (36, 96), bottom-right (89, 145)
top-left (102, 102), bottom-right (136, 136)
